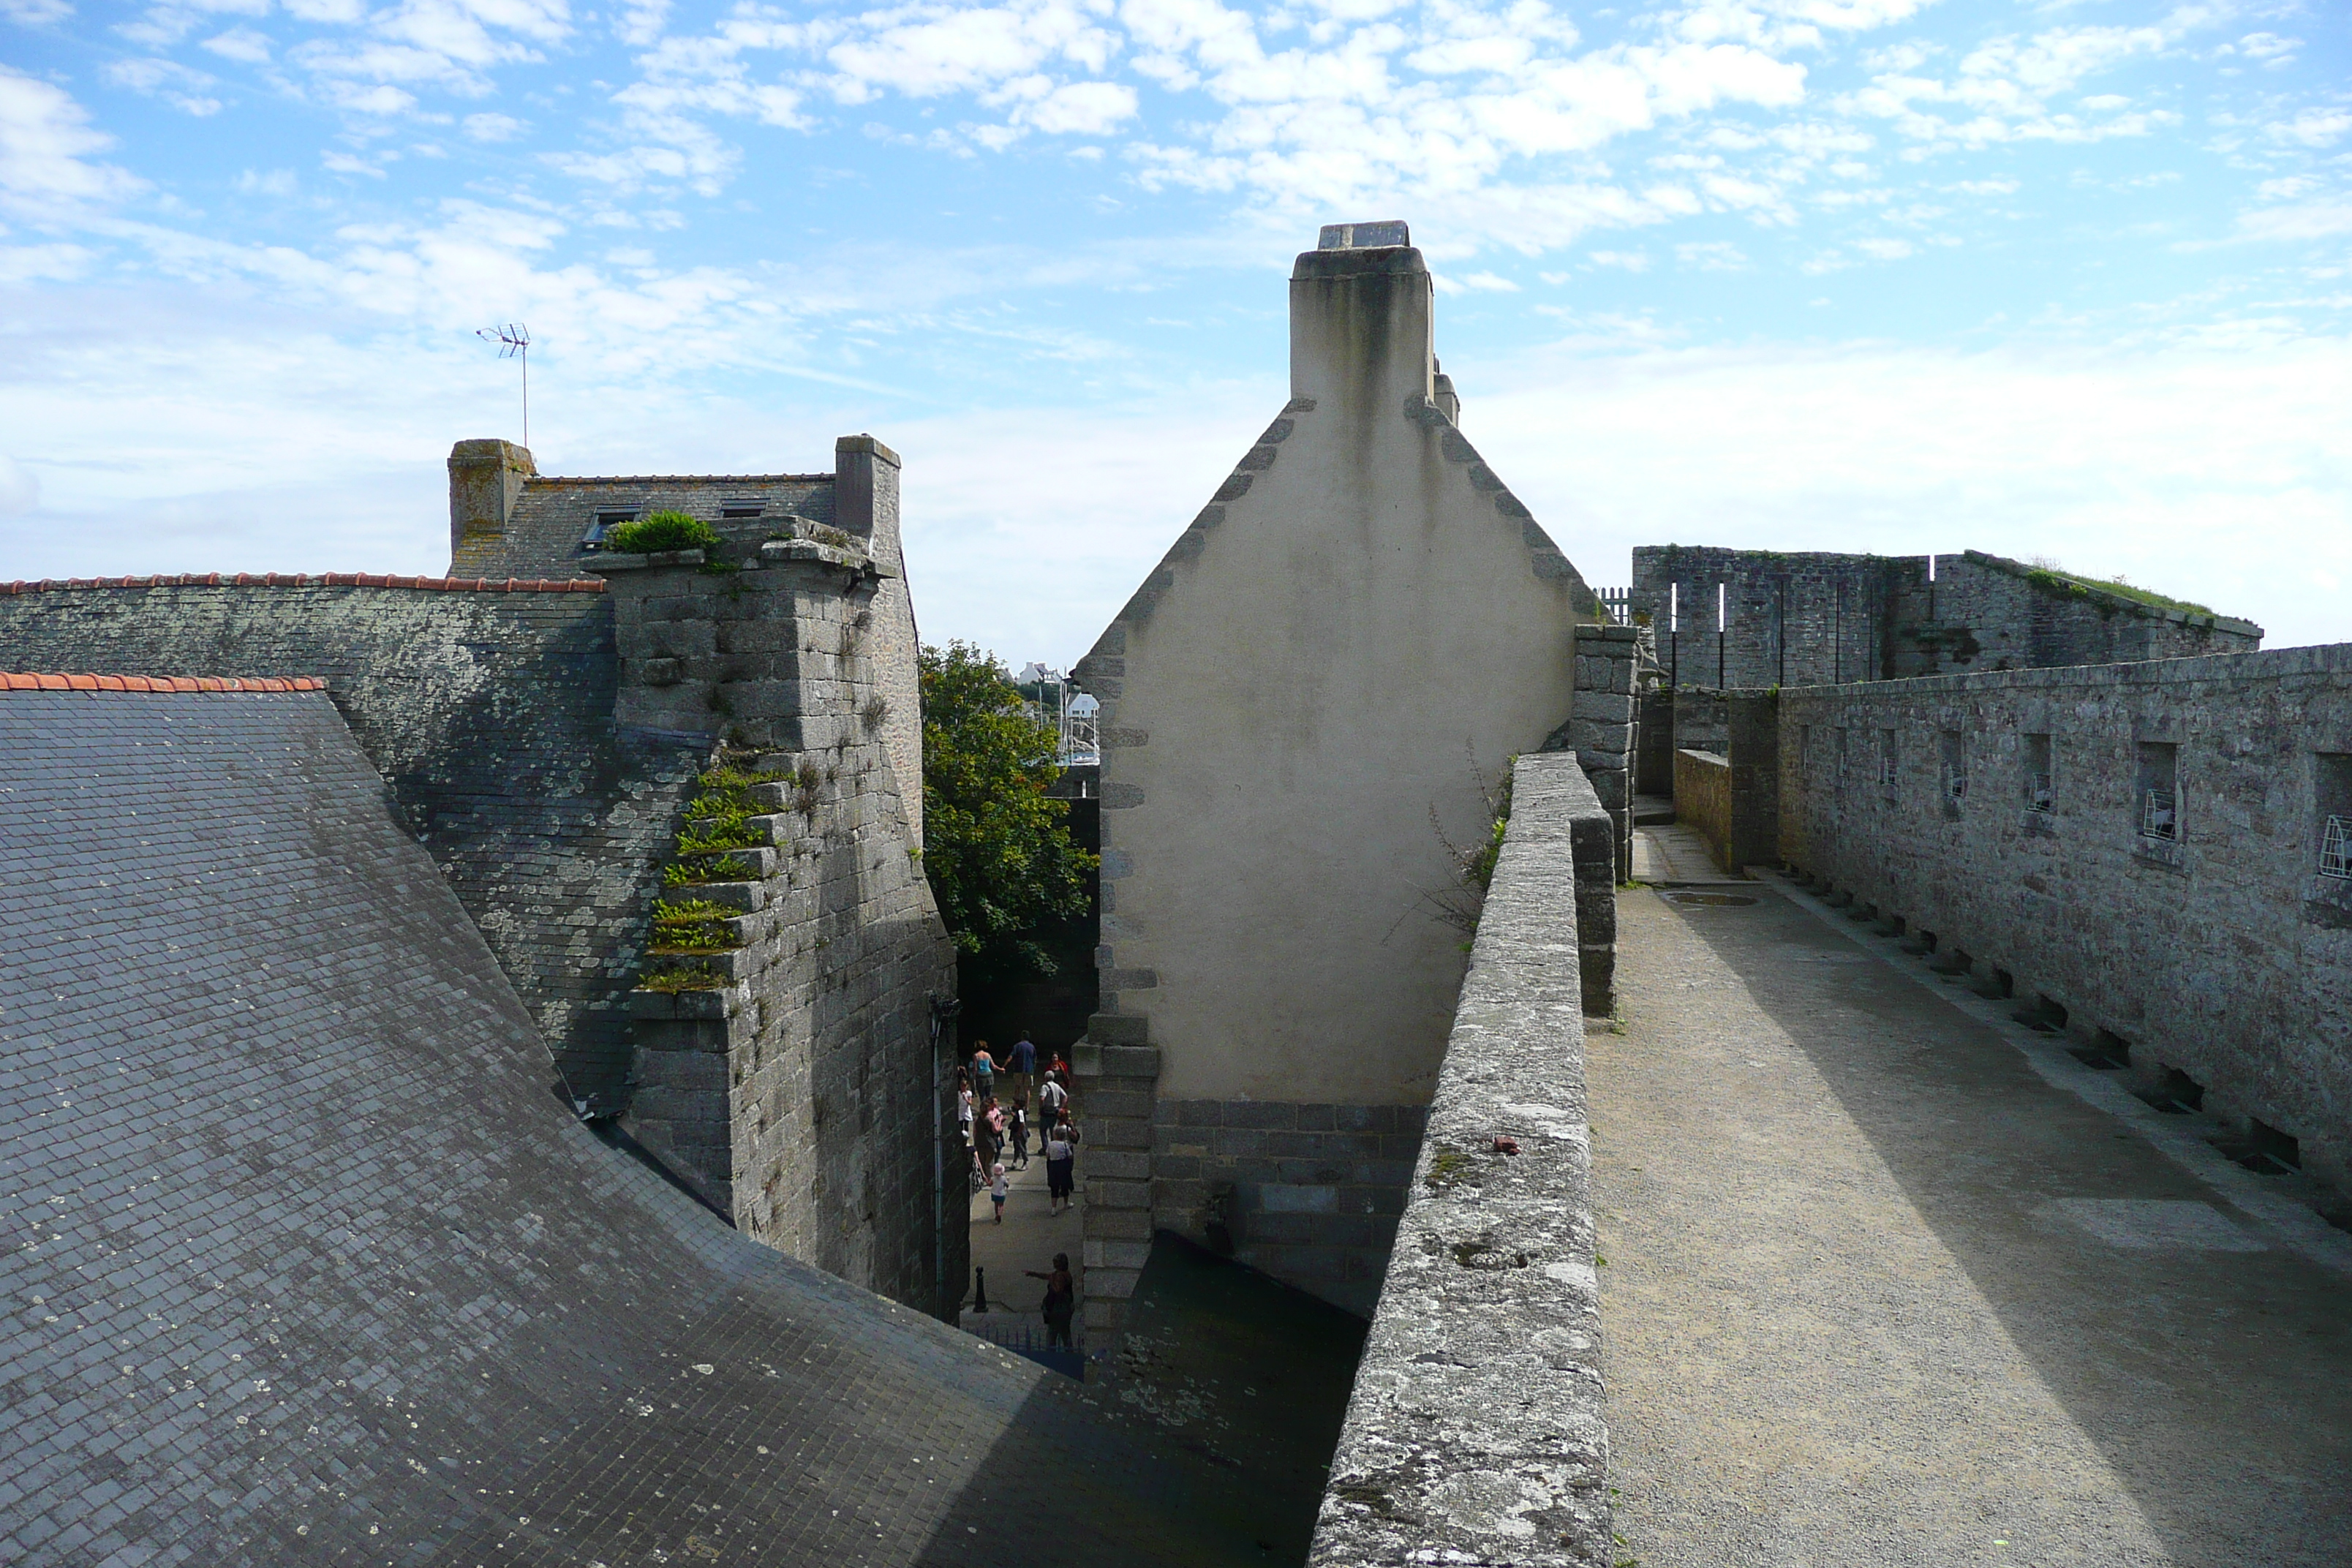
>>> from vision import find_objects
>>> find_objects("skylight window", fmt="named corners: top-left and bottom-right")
top-left (584, 509), bottom-right (638, 550)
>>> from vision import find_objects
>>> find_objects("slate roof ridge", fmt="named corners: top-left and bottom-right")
top-left (524, 472), bottom-right (835, 486)
top-left (0, 573), bottom-right (606, 594)
top-left (0, 671), bottom-right (326, 692)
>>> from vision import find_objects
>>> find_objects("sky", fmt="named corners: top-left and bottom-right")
top-left (1, 0), bottom-right (2348, 663)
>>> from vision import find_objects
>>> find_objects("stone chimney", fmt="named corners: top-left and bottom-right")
top-left (447, 439), bottom-right (535, 564)
top-left (1290, 220), bottom-right (1433, 417)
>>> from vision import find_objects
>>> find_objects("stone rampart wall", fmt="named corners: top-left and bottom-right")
top-left (1781, 644), bottom-right (2352, 1191)
top-left (0, 556), bottom-right (961, 1319)
top-left (0, 576), bottom-right (697, 1097)
top-left (1311, 751), bottom-right (1612, 1566)
top-left (1674, 748), bottom-right (1733, 872)
top-left (1633, 546), bottom-right (2260, 693)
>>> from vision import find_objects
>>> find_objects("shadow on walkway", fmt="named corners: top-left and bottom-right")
top-left (1600, 885), bottom-right (2352, 1567)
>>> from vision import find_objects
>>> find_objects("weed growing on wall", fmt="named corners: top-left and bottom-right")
top-left (1425, 753), bottom-right (1516, 934)
top-left (650, 898), bottom-right (739, 952)
top-left (638, 758), bottom-right (783, 991)
top-left (2024, 566), bottom-right (2215, 619)
top-left (675, 764), bottom-right (780, 854)
top-left (606, 510), bottom-right (718, 555)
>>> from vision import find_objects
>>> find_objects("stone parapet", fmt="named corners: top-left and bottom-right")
top-left (1311, 749), bottom-right (1611, 1566)
top-left (1779, 639), bottom-right (2352, 1200)
top-left (1566, 623), bottom-right (1641, 877)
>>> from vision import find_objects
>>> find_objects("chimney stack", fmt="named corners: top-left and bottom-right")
top-left (1289, 220), bottom-right (1433, 418)
top-left (447, 439), bottom-right (535, 565)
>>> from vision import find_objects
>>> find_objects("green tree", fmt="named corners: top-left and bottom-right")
top-left (919, 641), bottom-right (1098, 979)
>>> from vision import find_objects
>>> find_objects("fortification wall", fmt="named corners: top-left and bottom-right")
top-left (591, 532), bottom-right (960, 1317)
top-left (0, 553), bottom-right (960, 1319)
top-left (1780, 644), bottom-right (2352, 1191)
top-left (1311, 753), bottom-right (1613, 1566)
top-left (0, 575), bottom-right (696, 1098)
top-left (1632, 546), bottom-right (2259, 693)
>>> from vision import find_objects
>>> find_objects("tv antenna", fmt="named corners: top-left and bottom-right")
top-left (475, 323), bottom-right (531, 448)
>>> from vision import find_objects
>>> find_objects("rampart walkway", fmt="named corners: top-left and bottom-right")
top-left (1594, 875), bottom-right (2352, 1567)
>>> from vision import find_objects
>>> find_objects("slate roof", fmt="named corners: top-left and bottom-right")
top-left (0, 684), bottom-right (1267, 1567)
top-left (456, 476), bottom-right (838, 580)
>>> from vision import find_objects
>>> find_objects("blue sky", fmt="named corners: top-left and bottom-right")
top-left (1, 0), bottom-right (2348, 660)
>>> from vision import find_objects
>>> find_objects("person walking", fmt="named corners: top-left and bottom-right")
top-left (1006, 1031), bottom-right (1036, 1110)
top-left (970, 1095), bottom-right (996, 1176)
top-left (957, 1074), bottom-right (979, 1185)
top-left (1039, 1070), bottom-right (1069, 1126)
top-left (969, 1042), bottom-right (996, 1104)
top-left (989, 1162), bottom-right (1009, 1224)
top-left (1043, 1112), bottom-right (1079, 1216)
top-left (1026, 1253), bottom-right (1077, 1349)
top-left (1008, 1101), bottom-right (1030, 1169)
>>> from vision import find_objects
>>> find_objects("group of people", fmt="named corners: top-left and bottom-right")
top-left (958, 1031), bottom-right (1084, 1218)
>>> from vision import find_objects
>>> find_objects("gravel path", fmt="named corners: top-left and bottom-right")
top-left (1592, 880), bottom-right (2352, 1568)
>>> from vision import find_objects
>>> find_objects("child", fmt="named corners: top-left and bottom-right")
top-left (1009, 1102), bottom-right (1030, 1169)
top-left (989, 1162), bottom-right (1009, 1224)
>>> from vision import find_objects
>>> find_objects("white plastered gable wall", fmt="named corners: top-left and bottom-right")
top-left (1074, 225), bottom-right (1605, 1112)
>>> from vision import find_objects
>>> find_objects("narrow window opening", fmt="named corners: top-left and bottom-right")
top-left (1879, 730), bottom-right (1898, 799)
top-left (721, 498), bottom-right (766, 519)
top-left (2014, 993), bottom-right (2067, 1032)
top-left (2249, 1119), bottom-right (2302, 1170)
top-left (2136, 741), bottom-right (2179, 843)
top-left (585, 508), bottom-right (638, 549)
top-left (1940, 731), bottom-right (1966, 811)
top-left (2070, 1028), bottom-right (2130, 1071)
top-left (2023, 733), bottom-right (2054, 813)
top-left (2316, 753), bottom-right (2352, 879)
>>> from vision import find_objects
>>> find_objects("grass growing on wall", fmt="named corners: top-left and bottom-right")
top-left (606, 509), bottom-right (718, 554)
top-left (640, 758), bottom-right (784, 991)
top-left (2025, 567), bottom-right (2216, 619)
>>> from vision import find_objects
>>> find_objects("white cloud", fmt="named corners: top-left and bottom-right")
top-left (0, 239), bottom-right (94, 279)
top-left (2267, 108), bottom-right (2352, 148)
top-left (0, 453), bottom-right (37, 513)
top-left (202, 26), bottom-right (273, 61)
top-left (2231, 201), bottom-right (2352, 244)
top-left (1009, 78), bottom-right (1138, 134)
top-left (321, 149), bottom-right (389, 177)
top-left (103, 56), bottom-right (225, 116)
top-left (1841, 12), bottom-right (2206, 151)
top-left (1, 0), bottom-right (74, 24)
top-left (0, 67), bottom-right (146, 218)
top-left (464, 111), bottom-right (527, 140)
top-left (235, 166), bottom-right (297, 195)
top-left (2231, 31), bottom-right (2297, 64)
top-left (1676, 238), bottom-right (1746, 268)
top-left (617, 0), bottom-right (670, 47)
top-left (1855, 234), bottom-right (1911, 257)
top-left (1435, 267), bottom-right (1520, 291)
